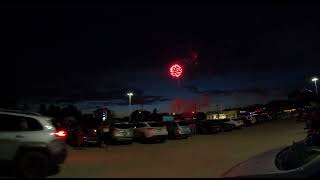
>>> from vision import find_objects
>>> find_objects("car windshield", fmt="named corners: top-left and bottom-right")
top-left (148, 122), bottom-right (164, 127)
top-left (207, 121), bottom-right (220, 125)
top-left (177, 121), bottom-right (190, 126)
top-left (275, 140), bottom-right (320, 170)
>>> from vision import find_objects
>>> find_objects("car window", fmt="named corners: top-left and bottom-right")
top-left (0, 114), bottom-right (43, 131)
top-left (136, 123), bottom-right (146, 128)
top-left (177, 121), bottom-right (189, 126)
top-left (164, 121), bottom-right (174, 127)
top-left (148, 122), bottom-right (164, 127)
top-left (0, 114), bottom-right (22, 131)
top-left (112, 123), bottom-right (132, 129)
top-left (208, 121), bottom-right (221, 125)
top-left (275, 142), bottom-right (320, 170)
top-left (25, 117), bottom-right (43, 130)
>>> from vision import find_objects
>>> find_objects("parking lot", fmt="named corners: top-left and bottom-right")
top-left (52, 117), bottom-right (306, 178)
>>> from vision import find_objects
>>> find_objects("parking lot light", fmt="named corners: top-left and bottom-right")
top-left (311, 77), bottom-right (318, 95)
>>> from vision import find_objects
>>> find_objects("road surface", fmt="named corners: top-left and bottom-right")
top-left (52, 117), bottom-right (306, 178)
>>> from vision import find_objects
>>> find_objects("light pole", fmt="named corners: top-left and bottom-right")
top-left (127, 92), bottom-right (134, 120)
top-left (312, 77), bottom-right (318, 95)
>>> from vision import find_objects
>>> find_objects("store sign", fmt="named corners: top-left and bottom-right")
top-left (163, 115), bottom-right (174, 122)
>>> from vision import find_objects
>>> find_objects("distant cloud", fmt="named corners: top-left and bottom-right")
top-left (185, 85), bottom-right (271, 97)
top-left (25, 87), bottom-right (171, 106)
top-left (113, 95), bottom-right (172, 106)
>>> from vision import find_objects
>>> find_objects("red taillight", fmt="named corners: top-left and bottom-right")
top-left (54, 130), bottom-right (67, 138)
top-left (147, 128), bottom-right (155, 131)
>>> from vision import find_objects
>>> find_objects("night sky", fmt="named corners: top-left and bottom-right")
top-left (1, 3), bottom-right (320, 116)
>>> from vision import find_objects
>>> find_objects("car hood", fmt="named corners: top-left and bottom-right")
top-left (222, 147), bottom-right (286, 178)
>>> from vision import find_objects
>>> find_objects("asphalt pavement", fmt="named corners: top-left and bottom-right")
top-left (52, 117), bottom-right (306, 178)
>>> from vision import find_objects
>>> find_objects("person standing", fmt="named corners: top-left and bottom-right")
top-left (99, 122), bottom-right (111, 148)
top-left (76, 125), bottom-right (84, 149)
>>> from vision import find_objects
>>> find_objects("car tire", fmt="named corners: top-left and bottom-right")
top-left (16, 151), bottom-right (49, 178)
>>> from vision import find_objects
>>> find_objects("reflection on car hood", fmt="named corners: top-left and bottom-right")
top-left (222, 147), bottom-right (285, 178)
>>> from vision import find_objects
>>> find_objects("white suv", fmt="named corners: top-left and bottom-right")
top-left (221, 118), bottom-right (245, 129)
top-left (0, 109), bottom-right (67, 178)
top-left (133, 121), bottom-right (168, 143)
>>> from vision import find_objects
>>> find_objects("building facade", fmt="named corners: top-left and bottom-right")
top-left (206, 110), bottom-right (240, 120)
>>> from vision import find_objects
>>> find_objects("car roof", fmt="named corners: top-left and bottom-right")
top-left (0, 111), bottom-right (53, 124)
top-left (0, 108), bottom-right (42, 116)
top-left (113, 122), bottom-right (130, 124)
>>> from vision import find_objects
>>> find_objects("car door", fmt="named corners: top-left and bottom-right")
top-left (0, 114), bottom-right (25, 160)
top-left (133, 123), bottom-right (146, 138)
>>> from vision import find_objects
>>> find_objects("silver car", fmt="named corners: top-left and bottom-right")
top-left (222, 137), bottom-right (320, 178)
top-left (110, 122), bottom-right (134, 144)
top-left (0, 110), bottom-right (67, 178)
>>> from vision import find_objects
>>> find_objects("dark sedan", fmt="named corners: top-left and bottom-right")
top-left (206, 120), bottom-right (234, 132)
top-left (197, 120), bottom-right (221, 134)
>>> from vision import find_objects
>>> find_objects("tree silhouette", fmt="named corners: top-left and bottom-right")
top-left (131, 110), bottom-right (151, 122)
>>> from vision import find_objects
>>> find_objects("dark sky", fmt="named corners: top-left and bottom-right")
top-left (1, 3), bottom-right (320, 116)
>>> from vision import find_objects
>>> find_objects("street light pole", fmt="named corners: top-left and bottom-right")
top-left (127, 92), bottom-right (134, 121)
top-left (312, 77), bottom-right (319, 95)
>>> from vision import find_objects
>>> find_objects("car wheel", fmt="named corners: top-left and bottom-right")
top-left (16, 151), bottom-right (49, 178)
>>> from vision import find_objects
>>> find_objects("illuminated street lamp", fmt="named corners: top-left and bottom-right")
top-left (312, 77), bottom-right (318, 95)
top-left (127, 92), bottom-right (134, 119)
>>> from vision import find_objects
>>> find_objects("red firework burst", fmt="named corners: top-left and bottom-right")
top-left (170, 64), bottom-right (183, 78)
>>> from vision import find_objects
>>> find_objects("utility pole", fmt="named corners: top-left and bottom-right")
top-left (216, 104), bottom-right (219, 120)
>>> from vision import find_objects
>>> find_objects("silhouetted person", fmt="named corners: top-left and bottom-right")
top-left (306, 109), bottom-right (320, 135)
top-left (99, 122), bottom-right (110, 148)
top-left (76, 126), bottom-right (84, 149)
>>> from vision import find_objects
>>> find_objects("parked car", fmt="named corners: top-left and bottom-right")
top-left (82, 128), bottom-right (100, 146)
top-left (221, 118), bottom-right (244, 129)
top-left (0, 110), bottom-right (67, 178)
top-left (207, 120), bottom-right (234, 132)
top-left (254, 113), bottom-right (270, 123)
top-left (164, 121), bottom-right (191, 139)
top-left (110, 122), bottom-right (134, 144)
top-left (243, 115), bottom-right (257, 126)
top-left (197, 120), bottom-right (221, 134)
top-left (222, 137), bottom-right (320, 178)
top-left (133, 121), bottom-right (168, 143)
